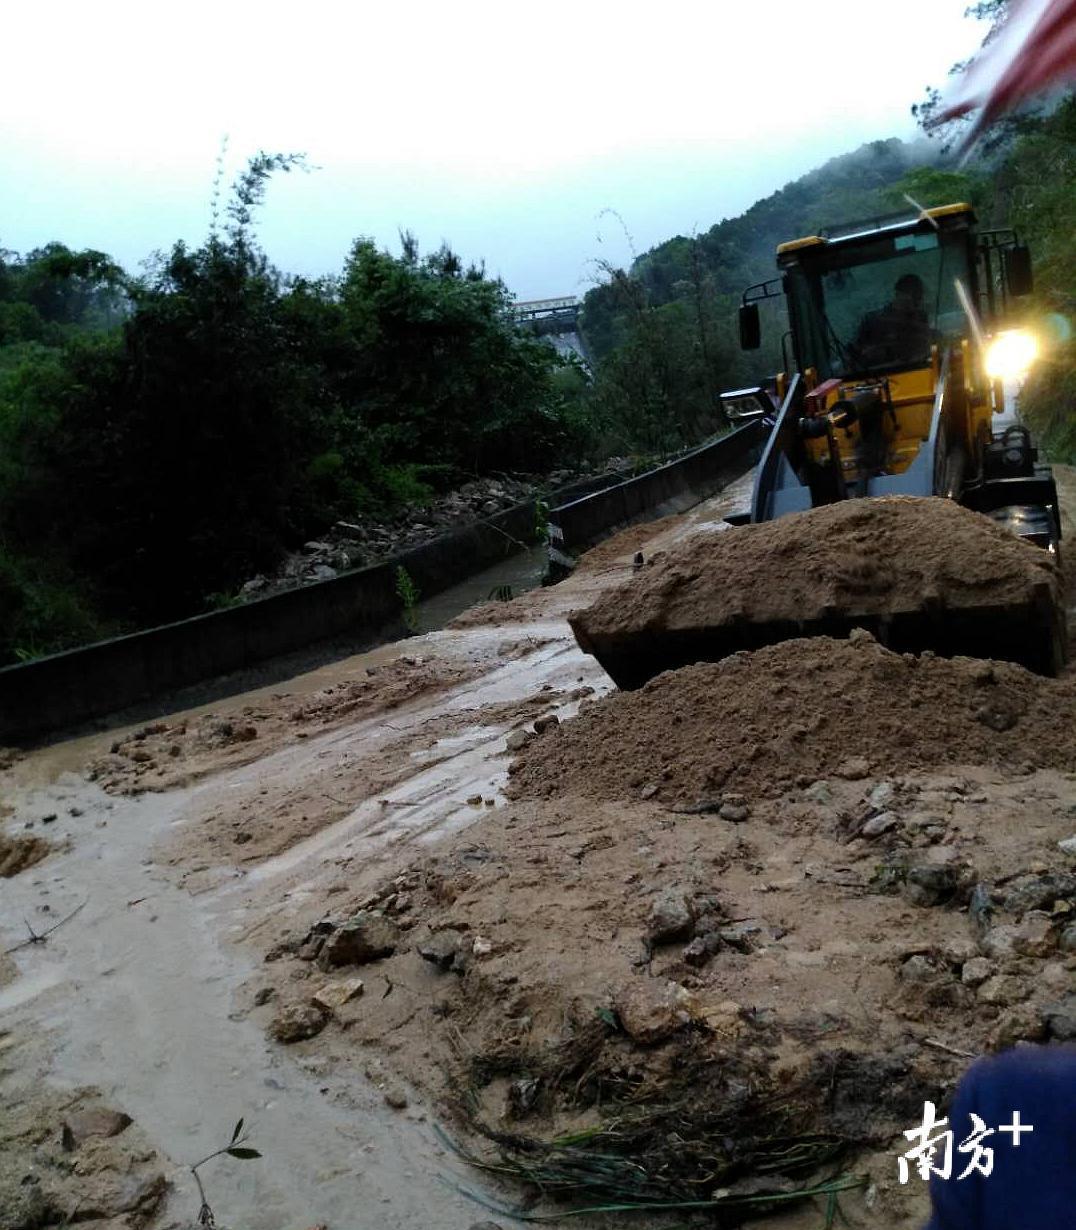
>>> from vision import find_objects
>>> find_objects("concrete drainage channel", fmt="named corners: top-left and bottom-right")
top-left (0, 423), bottom-right (761, 745)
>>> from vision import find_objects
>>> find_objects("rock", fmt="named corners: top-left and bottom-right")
top-left (977, 975), bottom-right (1031, 1007)
top-left (1060, 924), bottom-right (1076, 954)
top-left (697, 998), bottom-right (744, 1038)
top-left (941, 935), bottom-right (979, 966)
top-left (1058, 835), bottom-right (1076, 857)
top-left (0, 1164), bottom-right (47, 1228)
top-left (316, 912), bottom-right (400, 970)
top-left (639, 783), bottom-right (660, 800)
top-left (647, 890), bottom-right (695, 944)
top-left (418, 929), bottom-right (464, 970)
top-left (990, 1004), bottom-right (1047, 1050)
top-left (270, 1003), bottom-right (327, 1042)
top-left (508, 1076), bottom-right (541, 1116)
top-left (719, 802), bottom-right (750, 823)
top-left (1004, 873), bottom-right (1076, 915)
top-left (297, 936), bottom-right (326, 962)
top-left (803, 781), bottom-right (834, 805)
top-left (303, 541), bottom-right (332, 553)
top-left (309, 564), bottom-right (338, 582)
top-left (961, 957), bottom-right (995, 987)
top-left (719, 922), bottom-right (763, 952)
top-left (867, 781), bottom-right (897, 810)
top-left (1041, 996), bottom-right (1076, 1040)
top-left (862, 811), bottom-right (899, 838)
top-left (1012, 911), bottom-right (1058, 958)
top-left (836, 757), bottom-right (870, 781)
top-left (905, 864), bottom-right (959, 907)
top-left (505, 729), bottom-right (533, 752)
top-left (900, 955), bottom-right (941, 984)
top-left (61, 1107), bottom-right (133, 1149)
top-left (253, 986), bottom-right (276, 1006)
top-left (615, 980), bottom-right (699, 1045)
top-left (980, 924), bottom-right (1020, 960)
top-left (466, 794), bottom-right (483, 806)
top-left (533, 714), bottom-right (560, 734)
top-left (312, 977), bottom-right (365, 1012)
top-left (472, 936), bottom-right (493, 957)
top-left (383, 1085), bottom-right (409, 1109)
top-left (682, 936), bottom-right (711, 966)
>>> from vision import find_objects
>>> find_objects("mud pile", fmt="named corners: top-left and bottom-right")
top-left (575, 498), bottom-right (1059, 641)
top-left (507, 634), bottom-right (1076, 805)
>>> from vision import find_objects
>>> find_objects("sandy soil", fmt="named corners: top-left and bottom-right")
top-left (574, 495), bottom-right (1061, 639)
top-left (3, 467), bottom-right (1076, 1230)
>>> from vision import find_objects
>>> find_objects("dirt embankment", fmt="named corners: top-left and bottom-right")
top-left (574, 496), bottom-right (1060, 641)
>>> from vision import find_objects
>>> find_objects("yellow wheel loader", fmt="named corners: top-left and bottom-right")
top-left (572, 204), bottom-right (1067, 684)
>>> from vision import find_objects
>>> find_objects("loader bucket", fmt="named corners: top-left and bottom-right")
top-left (568, 497), bottom-right (1067, 689)
top-left (569, 587), bottom-right (1066, 690)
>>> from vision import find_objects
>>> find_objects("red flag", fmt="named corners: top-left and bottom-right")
top-left (935, 0), bottom-right (1076, 145)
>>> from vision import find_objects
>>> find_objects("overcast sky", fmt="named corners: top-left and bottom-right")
top-left (3, 1), bottom-right (989, 300)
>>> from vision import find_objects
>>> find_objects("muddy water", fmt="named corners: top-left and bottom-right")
top-left (0, 773), bottom-right (487, 1229)
top-left (412, 540), bottom-right (549, 633)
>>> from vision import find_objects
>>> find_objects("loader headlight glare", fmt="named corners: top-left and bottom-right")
top-left (985, 329), bottom-right (1038, 379)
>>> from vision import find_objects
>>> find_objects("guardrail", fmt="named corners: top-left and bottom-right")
top-left (0, 471), bottom-right (626, 744)
top-left (547, 420), bottom-right (765, 568)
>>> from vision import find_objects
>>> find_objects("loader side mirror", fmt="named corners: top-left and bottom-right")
top-left (739, 302), bottom-right (761, 350)
top-left (1005, 245), bottom-right (1034, 297)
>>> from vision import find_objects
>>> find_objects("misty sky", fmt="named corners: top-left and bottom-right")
top-left (4, 1), bottom-right (989, 300)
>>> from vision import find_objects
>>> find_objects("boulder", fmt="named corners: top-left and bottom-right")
top-left (270, 1003), bottom-right (328, 1043)
top-left (418, 929), bottom-right (464, 970)
top-left (615, 980), bottom-right (699, 1045)
top-left (316, 912), bottom-right (400, 970)
top-left (312, 978), bottom-right (365, 1013)
top-left (647, 890), bottom-right (695, 945)
top-left (61, 1107), bottom-right (132, 1150)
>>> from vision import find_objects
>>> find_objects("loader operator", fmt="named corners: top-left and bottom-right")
top-left (852, 273), bottom-right (937, 369)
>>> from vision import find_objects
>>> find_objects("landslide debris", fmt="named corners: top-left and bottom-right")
top-left (573, 496), bottom-right (1060, 639)
top-left (87, 652), bottom-right (478, 793)
top-left (506, 634), bottom-right (1076, 806)
top-left (262, 759), bottom-right (1076, 1223)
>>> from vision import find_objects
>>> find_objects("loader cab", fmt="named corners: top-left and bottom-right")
top-left (776, 206), bottom-right (978, 382)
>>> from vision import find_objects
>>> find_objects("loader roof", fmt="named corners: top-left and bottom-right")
top-left (776, 202), bottom-right (976, 258)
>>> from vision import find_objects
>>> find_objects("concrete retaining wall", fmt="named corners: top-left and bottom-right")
top-left (0, 472), bottom-right (624, 744)
top-left (548, 421), bottom-right (764, 561)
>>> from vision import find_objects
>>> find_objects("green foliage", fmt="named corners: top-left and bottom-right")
top-left (395, 565), bottom-right (421, 632)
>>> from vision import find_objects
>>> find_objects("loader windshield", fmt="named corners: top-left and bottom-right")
top-left (786, 228), bottom-right (971, 379)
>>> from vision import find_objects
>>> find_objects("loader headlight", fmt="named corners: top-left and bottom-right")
top-left (985, 329), bottom-right (1038, 380)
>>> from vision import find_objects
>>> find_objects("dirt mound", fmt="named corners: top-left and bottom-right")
top-left (507, 634), bottom-right (1076, 805)
top-left (0, 831), bottom-right (50, 877)
top-left (574, 497), bottom-right (1059, 640)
